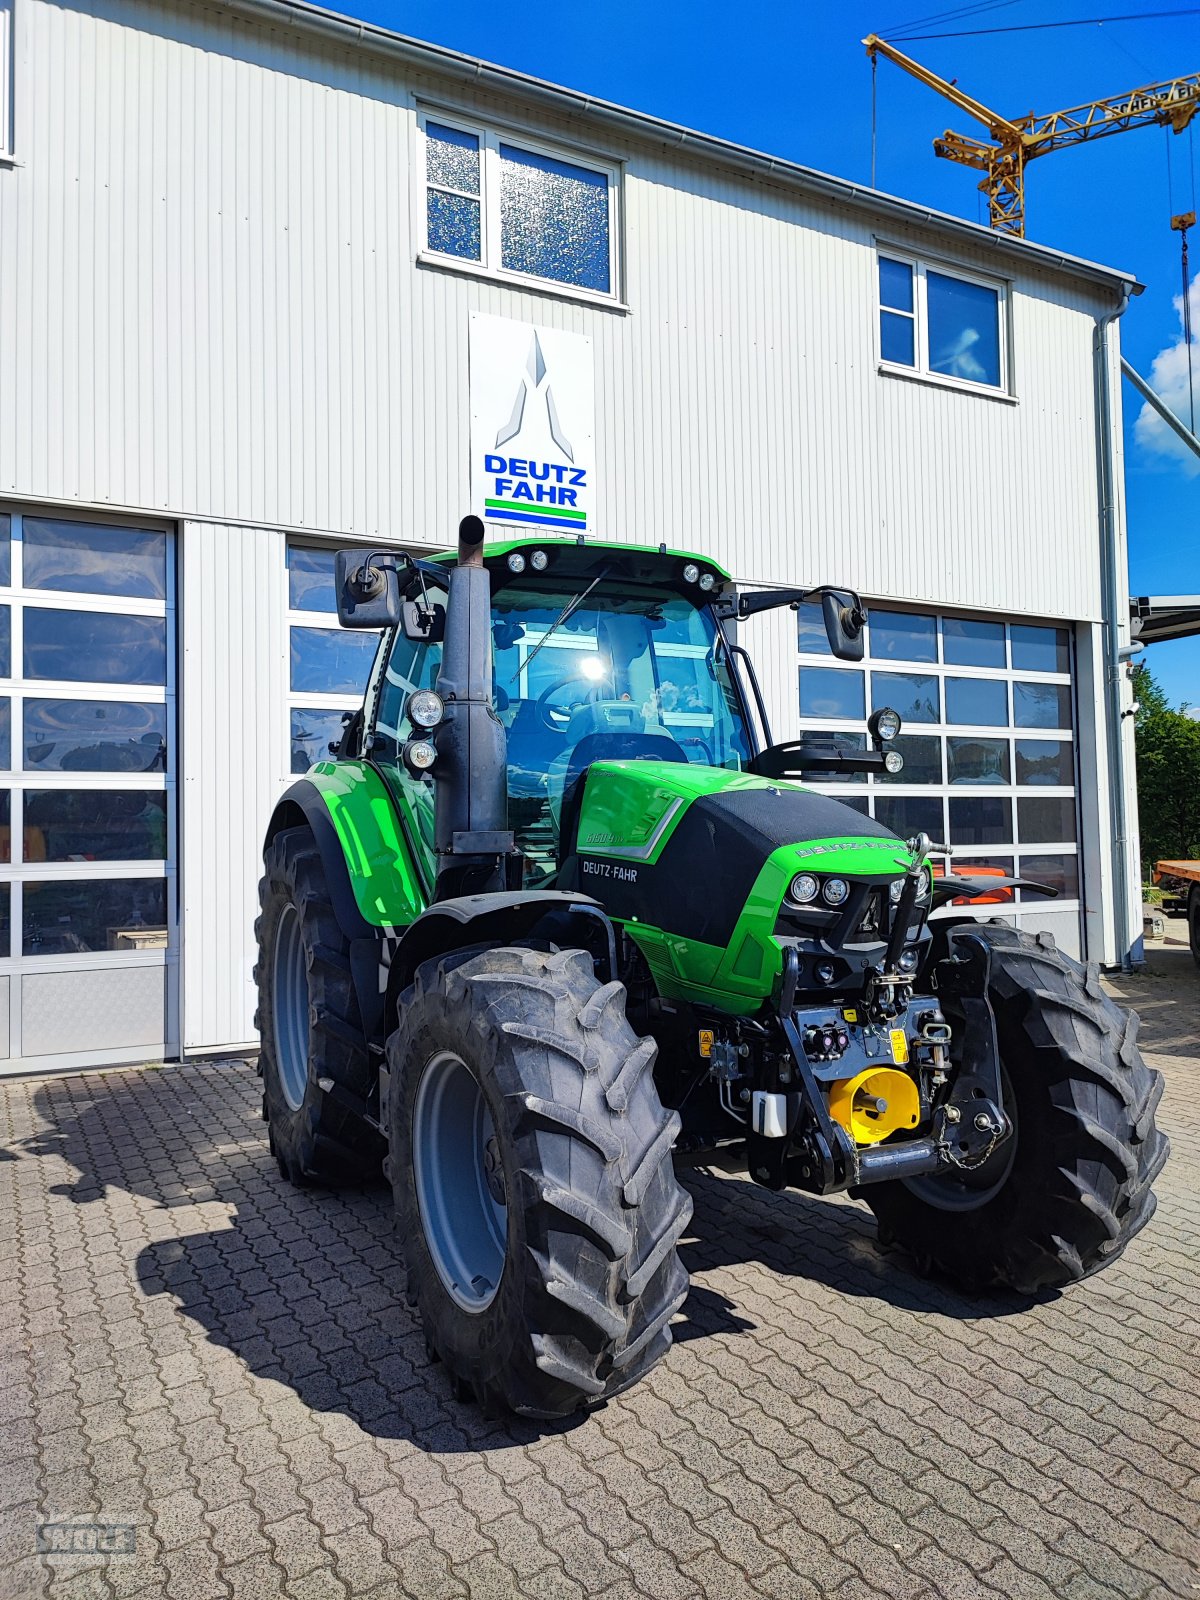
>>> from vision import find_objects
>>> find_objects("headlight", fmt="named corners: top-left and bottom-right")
top-left (402, 738), bottom-right (437, 773)
top-left (869, 707), bottom-right (902, 743)
top-left (823, 877), bottom-right (849, 906)
top-left (682, 562), bottom-right (700, 585)
top-left (530, 549), bottom-right (549, 571)
top-left (899, 949), bottom-right (919, 972)
top-left (788, 873), bottom-right (819, 905)
top-left (698, 571), bottom-right (716, 592)
top-left (889, 878), bottom-right (904, 904)
top-left (506, 551), bottom-right (526, 573)
top-left (915, 869), bottom-right (932, 901)
top-left (406, 689), bottom-right (444, 729)
top-left (883, 750), bottom-right (904, 774)
top-left (815, 961), bottom-right (836, 984)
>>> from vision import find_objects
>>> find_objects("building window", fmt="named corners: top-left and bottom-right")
top-left (420, 113), bottom-right (618, 297)
top-left (878, 253), bottom-right (1005, 391)
top-left (797, 604), bottom-right (1078, 930)
top-left (286, 545), bottom-right (378, 775)
top-left (0, 0), bottom-right (11, 160)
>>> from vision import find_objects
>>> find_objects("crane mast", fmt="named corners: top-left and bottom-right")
top-left (864, 34), bottom-right (1200, 236)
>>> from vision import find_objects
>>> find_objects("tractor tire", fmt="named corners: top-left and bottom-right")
top-left (864, 923), bottom-right (1168, 1294)
top-left (387, 945), bottom-right (692, 1417)
top-left (254, 826), bottom-right (384, 1185)
top-left (1188, 887), bottom-right (1200, 968)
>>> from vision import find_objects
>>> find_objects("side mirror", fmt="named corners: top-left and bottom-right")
top-left (401, 599), bottom-right (446, 643)
top-left (821, 590), bottom-right (866, 661)
top-left (336, 550), bottom-right (403, 629)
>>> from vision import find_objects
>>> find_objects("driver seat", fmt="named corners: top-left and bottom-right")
top-left (553, 730), bottom-right (688, 864)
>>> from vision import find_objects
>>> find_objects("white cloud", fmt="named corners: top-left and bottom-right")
top-left (1132, 269), bottom-right (1200, 477)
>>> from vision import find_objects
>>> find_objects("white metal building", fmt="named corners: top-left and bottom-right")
top-left (0, 0), bottom-right (1142, 1074)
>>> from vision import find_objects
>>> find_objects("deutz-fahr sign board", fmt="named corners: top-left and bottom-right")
top-left (469, 312), bottom-right (595, 536)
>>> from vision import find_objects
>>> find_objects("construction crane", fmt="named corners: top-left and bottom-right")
top-left (863, 34), bottom-right (1200, 237)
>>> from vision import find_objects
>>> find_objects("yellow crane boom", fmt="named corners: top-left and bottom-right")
top-left (864, 34), bottom-right (1200, 236)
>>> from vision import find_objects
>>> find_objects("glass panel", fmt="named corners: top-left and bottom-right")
top-left (799, 666), bottom-right (864, 720)
top-left (288, 547), bottom-right (339, 612)
top-left (800, 730), bottom-right (865, 784)
top-left (25, 790), bottom-right (167, 861)
top-left (0, 512), bottom-right (10, 586)
top-left (426, 122), bottom-right (480, 194)
top-left (24, 610), bottom-right (167, 685)
top-left (880, 312), bottom-right (915, 367)
top-left (23, 877), bottom-right (168, 955)
top-left (879, 257), bottom-right (914, 312)
top-left (797, 601), bottom-right (831, 655)
top-left (927, 271), bottom-right (1001, 387)
top-left (946, 855), bottom-right (1015, 905)
top-left (23, 518), bottom-right (167, 599)
top-left (872, 671), bottom-right (939, 724)
top-left (835, 794), bottom-right (871, 817)
top-left (499, 144), bottom-right (610, 293)
top-left (0, 605), bottom-right (9, 676)
top-left (1020, 853), bottom-right (1079, 900)
top-left (1015, 738), bottom-right (1073, 786)
top-left (876, 734), bottom-right (941, 786)
top-left (0, 789), bottom-right (8, 859)
top-left (427, 190), bottom-right (481, 262)
top-left (874, 795), bottom-right (943, 839)
top-left (1014, 681), bottom-right (1072, 729)
top-left (0, 883), bottom-right (9, 956)
top-left (947, 736), bottom-right (1010, 785)
top-left (943, 617), bottom-right (1005, 668)
top-left (870, 611), bottom-right (936, 663)
top-left (1011, 624), bottom-right (1070, 674)
top-left (291, 707), bottom-right (351, 773)
top-left (949, 796), bottom-right (1012, 846)
top-left (1018, 795), bottom-right (1076, 844)
top-left (290, 626), bottom-right (377, 696)
top-left (23, 699), bottom-right (168, 773)
top-left (0, 698), bottom-right (8, 768)
top-left (945, 677), bottom-right (1008, 727)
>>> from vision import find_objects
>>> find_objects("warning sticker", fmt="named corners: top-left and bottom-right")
top-left (842, 1008), bottom-right (858, 1024)
top-left (889, 1028), bottom-right (910, 1065)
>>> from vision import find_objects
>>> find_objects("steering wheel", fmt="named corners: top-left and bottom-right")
top-left (535, 669), bottom-right (614, 731)
top-left (675, 734), bottom-right (715, 764)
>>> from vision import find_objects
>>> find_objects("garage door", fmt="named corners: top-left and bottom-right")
top-left (0, 508), bottom-right (175, 1072)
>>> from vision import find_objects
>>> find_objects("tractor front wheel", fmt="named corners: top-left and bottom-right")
top-left (387, 946), bottom-right (692, 1417)
top-left (864, 924), bottom-right (1168, 1294)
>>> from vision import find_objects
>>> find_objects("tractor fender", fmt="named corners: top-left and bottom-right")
top-left (384, 890), bottom-right (618, 1021)
top-left (265, 781), bottom-right (378, 944)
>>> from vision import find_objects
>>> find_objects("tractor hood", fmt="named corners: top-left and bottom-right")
top-left (558, 760), bottom-right (915, 1014)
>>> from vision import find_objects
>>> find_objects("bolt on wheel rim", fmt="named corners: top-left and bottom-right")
top-left (412, 1050), bottom-right (508, 1312)
top-left (272, 903), bottom-right (310, 1112)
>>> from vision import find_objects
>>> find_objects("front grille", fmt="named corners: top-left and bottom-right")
top-left (855, 888), bottom-right (886, 940)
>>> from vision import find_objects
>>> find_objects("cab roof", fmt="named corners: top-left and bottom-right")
top-left (428, 535), bottom-right (733, 589)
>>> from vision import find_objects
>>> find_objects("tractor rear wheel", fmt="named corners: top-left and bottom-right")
top-left (864, 924), bottom-right (1168, 1293)
top-left (255, 826), bottom-right (383, 1185)
top-left (387, 945), bottom-right (692, 1417)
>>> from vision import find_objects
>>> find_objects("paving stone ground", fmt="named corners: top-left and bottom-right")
top-left (1, 939), bottom-right (1198, 1600)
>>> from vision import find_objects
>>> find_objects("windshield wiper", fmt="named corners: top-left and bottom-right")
top-left (509, 566), bottom-right (611, 683)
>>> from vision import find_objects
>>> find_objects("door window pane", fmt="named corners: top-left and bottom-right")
top-left (1014, 681), bottom-right (1072, 728)
top-left (880, 312), bottom-right (915, 366)
top-left (426, 122), bottom-right (480, 193)
top-left (870, 611), bottom-right (936, 663)
top-left (23, 518), bottom-right (167, 599)
top-left (0, 789), bottom-right (8, 859)
top-left (428, 190), bottom-right (481, 262)
top-left (1015, 739), bottom-right (1073, 786)
top-left (0, 513), bottom-right (10, 586)
top-left (797, 730), bottom-right (865, 784)
top-left (24, 610), bottom-right (167, 685)
top-left (1020, 853), bottom-right (1079, 900)
top-left (943, 617), bottom-right (1005, 668)
top-left (799, 666), bottom-right (864, 720)
top-left (837, 795), bottom-right (871, 818)
top-left (0, 884), bottom-right (9, 955)
top-left (23, 699), bottom-right (168, 772)
top-left (288, 547), bottom-right (339, 612)
top-left (874, 795), bottom-right (944, 840)
top-left (0, 606), bottom-right (9, 677)
top-left (945, 677), bottom-right (1007, 726)
top-left (0, 698), bottom-right (8, 768)
top-left (290, 626), bottom-right (377, 696)
top-left (947, 736), bottom-right (1010, 785)
top-left (872, 671), bottom-right (939, 723)
top-left (797, 601), bottom-right (832, 655)
top-left (947, 856), bottom-right (1015, 905)
top-left (25, 791), bottom-right (168, 861)
top-left (1011, 624), bottom-right (1069, 674)
top-left (876, 734), bottom-right (941, 785)
top-left (23, 877), bottom-right (168, 955)
top-left (500, 144), bottom-right (610, 293)
top-left (949, 796), bottom-right (1012, 846)
top-left (291, 708), bottom-right (351, 773)
top-left (927, 271), bottom-right (1001, 388)
top-left (1018, 796), bottom-right (1077, 844)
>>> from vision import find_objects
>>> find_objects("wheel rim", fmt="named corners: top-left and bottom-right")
top-left (902, 1067), bottom-right (1019, 1213)
top-left (412, 1050), bottom-right (508, 1312)
top-left (271, 903), bottom-right (310, 1112)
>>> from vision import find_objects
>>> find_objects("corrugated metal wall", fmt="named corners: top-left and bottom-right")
top-left (180, 520), bottom-right (287, 1050)
top-left (0, 0), bottom-right (1113, 624)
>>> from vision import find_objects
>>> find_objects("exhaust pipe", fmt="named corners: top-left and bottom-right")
top-left (431, 516), bottom-right (515, 898)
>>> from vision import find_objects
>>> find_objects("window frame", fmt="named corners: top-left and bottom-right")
top-left (876, 248), bottom-right (1011, 397)
top-left (417, 107), bottom-right (622, 305)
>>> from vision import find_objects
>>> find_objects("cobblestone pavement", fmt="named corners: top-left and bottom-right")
top-left (2, 949), bottom-right (1198, 1600)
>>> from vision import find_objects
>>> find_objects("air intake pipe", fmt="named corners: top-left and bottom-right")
top-left (431, 516), bottom-right (514, 898)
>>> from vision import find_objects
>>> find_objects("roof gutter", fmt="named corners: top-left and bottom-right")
top-left (216, 0), bottom-right (1141, 298)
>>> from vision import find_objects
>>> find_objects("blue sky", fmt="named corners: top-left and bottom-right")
top-left (339, 0), bottom-right (1199, 701)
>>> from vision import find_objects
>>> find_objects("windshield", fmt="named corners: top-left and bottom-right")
top-left (375, 581), bottom-right (752, 886)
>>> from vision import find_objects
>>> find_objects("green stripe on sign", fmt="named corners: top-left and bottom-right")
top-left (485, 497), bottom-right (586, 522)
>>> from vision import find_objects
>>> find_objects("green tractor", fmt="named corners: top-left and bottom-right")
top-left (256, 518), bottom-right (1167, 1417)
